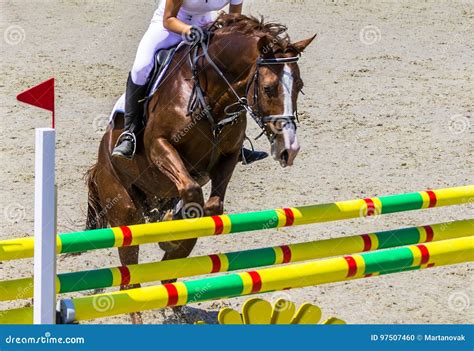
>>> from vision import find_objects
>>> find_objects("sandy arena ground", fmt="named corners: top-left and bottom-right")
top-left (1, 0), bottom-right (473, 324)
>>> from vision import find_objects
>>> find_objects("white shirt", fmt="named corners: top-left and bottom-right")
top-left (153, 0), bottom-right (243, 26)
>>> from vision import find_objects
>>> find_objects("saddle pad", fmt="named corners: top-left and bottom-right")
top-left (108, 93), bottom-right (125, 125)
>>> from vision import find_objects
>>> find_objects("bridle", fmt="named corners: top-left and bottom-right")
top-left (246, 56), bottom-right (300, 141)
top-left (188, 37), bottom-right (300, 143)
top-left (185, 34), bottom-right (300, 170)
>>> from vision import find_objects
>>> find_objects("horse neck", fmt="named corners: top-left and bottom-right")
top-left (204, 32), bottom-right (259, 118)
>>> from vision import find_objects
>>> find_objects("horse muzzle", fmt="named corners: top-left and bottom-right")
top-left (271, 123), bottom-right (300, 168)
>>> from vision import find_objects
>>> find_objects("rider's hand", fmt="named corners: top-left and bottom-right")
top-left (188, 25), bottom-right (209, 44)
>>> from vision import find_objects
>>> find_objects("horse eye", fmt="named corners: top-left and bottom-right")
top-left (264, 85), bottom-right (277, 97)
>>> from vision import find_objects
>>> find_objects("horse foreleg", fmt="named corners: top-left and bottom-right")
top-left (149, 138), bottom-right (202, 274)
top-left (204, 152), bottom-right (240, 217)
top-left (150, 138), bottom-right (204, 205)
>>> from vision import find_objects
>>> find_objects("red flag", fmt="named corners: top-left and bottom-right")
top-left (17, 78), bottom-right (55, 128)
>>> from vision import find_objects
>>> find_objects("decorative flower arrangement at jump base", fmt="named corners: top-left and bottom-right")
top-left (197, 298), bottom-right (346, 325)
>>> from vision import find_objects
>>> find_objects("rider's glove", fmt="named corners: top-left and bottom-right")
top-left (188, 26), bottom-right (210, 44)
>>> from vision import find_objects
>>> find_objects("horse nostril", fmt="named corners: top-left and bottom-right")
top-left (280, 150), bottom-right (289, 163)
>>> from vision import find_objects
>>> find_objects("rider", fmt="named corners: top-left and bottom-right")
top-left (112, 0), bottom-right (268, 164)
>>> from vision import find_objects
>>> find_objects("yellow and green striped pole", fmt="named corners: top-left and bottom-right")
top-left (2, 185), bottom-right (473, 261)
top-left (1, 219), bottom-right (472, 301)
top-left (2, 236), bottom-right (471, 324)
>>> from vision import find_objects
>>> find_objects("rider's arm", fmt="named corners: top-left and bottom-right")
top-left (163, 0), bottom-right (192, 36)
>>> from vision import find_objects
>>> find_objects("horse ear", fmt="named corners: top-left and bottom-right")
top-left (257, 35), bottom-right (275, 59)
top-left (292, 34), bottom-right (317, 53)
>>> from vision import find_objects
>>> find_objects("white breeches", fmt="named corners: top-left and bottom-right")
top-left (130, 22), bottom-right (183, 85)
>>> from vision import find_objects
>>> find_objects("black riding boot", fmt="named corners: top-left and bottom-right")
top-left (112, 74), bottom-right (148, 159)
top-left (241, 148), bottom-right (269, 165)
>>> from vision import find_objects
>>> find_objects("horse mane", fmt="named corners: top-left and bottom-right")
top-left (212, 14), bottom-right (299, 54)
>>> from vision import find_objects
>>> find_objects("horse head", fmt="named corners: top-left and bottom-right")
top-left (207, 15), bottom-right (316, 167)
top-left (251, 34), bottom-right (316, 167)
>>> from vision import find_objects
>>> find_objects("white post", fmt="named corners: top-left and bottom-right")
top-left (34, 128), bottom-right (56, 324)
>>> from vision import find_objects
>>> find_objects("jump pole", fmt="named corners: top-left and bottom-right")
top-left (1, 236), bottom-right (471, 324)
top-left (59, 236), bottom-right (474, 323)
top-left (1, 219), bottom-right (472, 301)
top-left (2, 185), bottom-right (473, 261)
top-left (33, 128), bottom-right (57, 324)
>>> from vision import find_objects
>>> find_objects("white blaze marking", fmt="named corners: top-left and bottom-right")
top-left (282, 64), bottom-right (294, 116)
top-left (281, 64), bottom-right (298, 151)
top-left (283, 123), bottom-right (295, 150)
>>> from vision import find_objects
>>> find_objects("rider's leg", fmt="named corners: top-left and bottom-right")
top-left (112, 22), bottom-right (182, 159)
top-left (111, 74), bottom-right (148, 159)
top-left (240, 148), bottom-right (268, 165)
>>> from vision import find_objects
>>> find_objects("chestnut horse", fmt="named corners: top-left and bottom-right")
top-left (86, 14), bottom-right (315, 323)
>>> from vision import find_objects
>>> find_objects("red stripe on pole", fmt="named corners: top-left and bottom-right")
top-left (283, 208), bottom-right (295, 226)
top-left (164, 283), bottom-right (179, 306)
top-left (363, 198), bottom-right (375, 216)
top-left (212, 216), bottom-right (224, 235)
top-left (280, 245), bottom-right (292, 263)
top-left (416, 244), bottom-right (430, 265)
top-left (248, 271), bottom-right (262, 293)
top-left (209, 254), bottom-right (221, 273)
top-left (361, 234), bottom-right (372, 251)
top-left (424, 225), bottom-right (434, 242)
top-left (120, 226), bottom-right (133, 247)
top-left (118, 266), bottom-right (131, 286)
top-left (426, 190), bottom-right (437, 208)
top-left (344, 256), bottom-right (358, 277)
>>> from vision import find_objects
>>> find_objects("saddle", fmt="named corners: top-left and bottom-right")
top-left (146, 46), bottom-right (179, 98)
top-left (108, 44), bottom-right (181, 125)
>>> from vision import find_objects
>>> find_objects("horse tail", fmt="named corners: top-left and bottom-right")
top-left (84, 163), bottom-right (107, 230)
